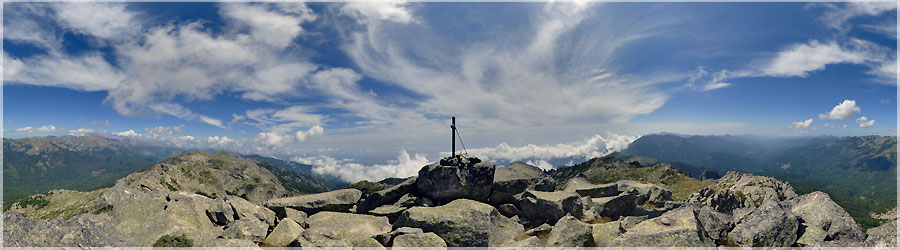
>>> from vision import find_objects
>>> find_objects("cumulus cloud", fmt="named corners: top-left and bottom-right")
top-left (856, 116), bottom-right (875, 128)
top-left (52, 2), bottom-right (140, 41)
top-left (460, 133), bottom-right (638, 163)
top-left (295, 126), bottom-right (325, 142)
top-left (297, 149), bottom-right (429, 182)
top-left (15, 125), bottom-right (62, 133)
top-left (818, 100), bottom-right (861, 120)
top-left (114, 130), bottom-right (139, 137)
top-left (68, 128), bottom-right (98, 136)
top-left (790, 118), bottom-right (813, 129)
top-left (207, 136), bottom-right (234, 145)
top-left (220, 2), bottom-right (316, 48)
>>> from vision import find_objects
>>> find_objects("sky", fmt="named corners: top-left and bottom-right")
top-left (2, 2), bottom-right (898, 182)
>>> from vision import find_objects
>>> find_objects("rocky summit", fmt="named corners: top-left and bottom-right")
top-left (2, 153), bottom-right (897, 247)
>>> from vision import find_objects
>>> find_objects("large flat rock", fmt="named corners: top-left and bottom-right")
top-left (265, 189), bottom-right (362, 215)
top-left (394, 199), bottom-right (523, 247)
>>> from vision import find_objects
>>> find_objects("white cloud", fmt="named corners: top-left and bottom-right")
top-left (295, 125), bottom-right (325, 142)
top-left (207, 136), bottom-right (234, 145)
top-left (526, 159), bottom-right (555, 171)
top-left (790, 118), bottom-right (813, 129)
top-left (298, 149), bottom-right (429, 182)
top-left (15, 125), bottom-right (62, 133)
top-left (114, 130), bottom-right (139, 137)
top-left (4, 53), bottom-right (127, 91)
top-left (842, 124), bottom-right (848, 128)
top-left (52, 2), bottom-right (140, 41)
top-left (68, 128), bottom-right (98, 136)
top-left (856, 116), bottom-right (875, 128)
top-left (762, 40), bottom-right (888, 78)
top-left (461, 133), bottom-right (638, 163)
top-left (198, 115), bottom-right (226, 129)
top-left (340, 2), bottom-right (415, 24)
top-left (229, 114), bottom-right (246, 125)
top-left (818, 100), bottom-right (861, 120)
top-left (817, 2), bottom-right (897, 32)
top-left (219, 2), bottom-right (316, 48)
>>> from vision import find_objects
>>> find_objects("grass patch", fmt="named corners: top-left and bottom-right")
top-left (153, 234), bottom-right (193, 247)
top-left (14, 195), bottom-right (50, 210)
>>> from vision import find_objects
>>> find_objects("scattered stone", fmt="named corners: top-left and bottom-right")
top-left (615, 180), bottom-right (672, 206)
top-left (222, 217), bottom-right (268, 241)
top-left (563, 176), bottom-right (619, 198)
top-left (356, 177), bottom-right (417, 213)
top-left (728, 199), bottom-right (799, 247)
top-left (524, 223), bottom-right (553, 236)
top-left (394, 199), bottom-right (523, 247)
top-left (545, 215), bottom-right (593, 247)
top-left (497, 204), bottom-right (519, 217)
top-left (265, 189), bottom-right (362, 215)
top-left (504, 236), bottom-right (542, 247)
top-left (263, 218), bottom-right (303, 247)
top-left (393, 232), bottom-right (448, 247)
top-left (791, 191), bottom-right (863, 246)
top-left (369, 205), bottom-right (406, 223)
top-left (518, 190), bottom-right (584, 224)
top-left (375, 227), bottom-right (424, 246)
top-left (226, 195), bottom-right (277, 227)
top-left (609, 207), bottom-right (715, 247)
top-left (393, 193), bottom-right (433, 208)
top-left (591, 192), bottom-right (639, 220)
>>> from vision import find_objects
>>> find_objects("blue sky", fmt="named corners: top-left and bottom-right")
top-left (2, 2), bottom-right (897, 181)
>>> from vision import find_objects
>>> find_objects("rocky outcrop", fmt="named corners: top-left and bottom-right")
top-left (590, 192), bottom-right (639, 220)
top-left (865, 219), bottom-right (898, 247)
top-left (609, 207), bottom-right (715, 247)
top-left (394, 199), bottom-right (523, 246)
top-left (615, 180), bottom-right (673, 206)
top-left (592, 221), bottom-right (623, 247)
top-left (563, 176), bottom-right (618, 198)
top-left (490, 162), bottom-right (556, 205)
top-left (505, 236), bottom-right (542, 247)
top-left (226, 195), bottom-right (277, 227)
top-left (375, 227), bottom-right (423, 246)
top-left (356, 177), bottom-right (417, 213)
top-left (791, 191), bottom-right (863, 246)
top-left (545, 215), bottom-right (593, 247)
top-left (518, 190), bottom-right (585, 224)
top-left (416, 158), bottom-right (495, 204)
top-left (265, 188), bottom-right (362, 215)
top-left (222, 217), bottom-right (268, 242)
top-left (263, 218), bottom-right (303, 247)
top-left (696, 206), bottom-right (733, 243)
top-left (728, 199), bottom-right (799, 247)
top-left (687, 171), bottom-right (798, 214)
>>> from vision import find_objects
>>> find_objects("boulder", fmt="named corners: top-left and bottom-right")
top-left (865, 219), bottom-right (898, 247)
top-left (278, 207), bottom-right (308, 227)
top-left (369, 205), bottom-right (406, 223)
top-left (222, 217), bottom-right (268, 242)
top-left (415, 158), bottom-right (495, 203)
top-left (791, 191), bottom-right (864, 245)
top-left (619, 215), bottom-right (648, 230)
top-left (265, 189), bottom-right (362, 215)
top-left (615, 180), bottom-right (672, 206)
top-left (504, 236), bottom-right (542, 247)
top-left (545, 215), bottom-right (593, 247)
top-left (696, 206), bottom-right (733, 242)
top-left (393, 193), bottom-right (433, 208)
top-left (524, 223), bottom-right (552, 237)
top-left (592, 221), bottom-right (624, 247)
top-left (687, 172), bottom-right (798, 214)
top-left (263, 218), bottom-right (303, 247)
top-left (490, 162), bottom-right (556, 205)
top-left (518, 190), bottom-right (584, 224)
top-left (562, 176), bottom-right (619, 198)
top-left (3, 212), bottom-right (36, 247)
top-left (356, 177), bottom-right (417, 213)
top-left (304, 212), bottom-right (391, 241)
top-left (728, 199), bottom-right (799, 247)
top-left (392, 232), bottom-right (447, 247)
top-left (226, 195), bottom-right (277, 227)
top-left (394, 199), bottom-right (523, 247)
top-left (590, 192), bottom-right (639, 220)
top-left (497, 204), bottom-right (519, 217)
top-left (375, 227), bottom-right (424, 246)
top-left (351, 238), bottom-right (385, 248)
top-left (609, 207), bottom-right (715, 247)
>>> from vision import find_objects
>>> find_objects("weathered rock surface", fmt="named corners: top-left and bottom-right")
top-left (226, 195), bottom-right (277, 227)
top-left (2, 212), bottom-right (122, 247)
top-left (394, 199), bottom-right (523, 247)
top-left (3, 212), bottom-right (36, 247)
top-left (728, 199), bottom-right (799, 247)
top-left (265, 188), bottom-right (362, 215)
top-left (615, 180), bottom-right (672, 206)
top-left (696, 206), bottom-right (733, 242)
top-left (518, 190), bottom-right (584, 224)
top-left (504, 236), bottom-right (542, 247)
top-left (277, 207), bottom-right (307, 227)
top-left (356, 177), bottom-right (417, 213)
top-left (619, 215), bottom-right (648, 230)
top-left (609, 207), bottom-right (715, 247)
top-left (416, 157), bottom-right (495, 203)
top-left (222, 217), bottom-right (268, 242)
top-left (687, 171), bottom-right (798, 214)
top-left (393, 193), bottom-right (433, 208)
top-left (375, 227), bottom-right (423, 246)
top-left (263, 218), bottom-right (303, 247)
top-left (524, 223), bottom-right (552, 236)
top-left (490, 162), bottom-right (556, 205)
top-left (791, 191), bottom-right (864, 246)
top-left (301, 211), bottom-right (392, 246)
top-left (590, 192), bottom-right (639, 220)
top-left (592, 221), bottom-right (624, 247)
top-left (865, 219), bottom-right (898, 247)
top-left (545, 215), bottom-right (593, 247)
top-left (368, 205), bottom-right (406, 223)
top-left (392, 232), bottom-right (447, 247)
top-left (563, 176), bottom-right (618, 198)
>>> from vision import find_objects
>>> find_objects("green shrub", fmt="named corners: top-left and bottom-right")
top-left (153, 234), bottom-right (193, 247)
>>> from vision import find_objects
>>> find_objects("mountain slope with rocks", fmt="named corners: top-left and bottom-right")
top-left (3, 153), bottom-right (896, 247)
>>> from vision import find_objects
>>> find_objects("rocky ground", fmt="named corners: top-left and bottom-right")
top-left (2, 152), bottom-right (897, 247)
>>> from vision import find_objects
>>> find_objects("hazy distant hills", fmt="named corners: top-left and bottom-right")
top-left (622, 134), bottom-right (897, 229)
top-left (3, 135), bottom-right (183, 207)
top-left (2, 136), bottom-right (341, 208)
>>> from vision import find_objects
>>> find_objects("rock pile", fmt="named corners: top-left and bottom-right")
top-left (3, 154), bottom-right (894, 247)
